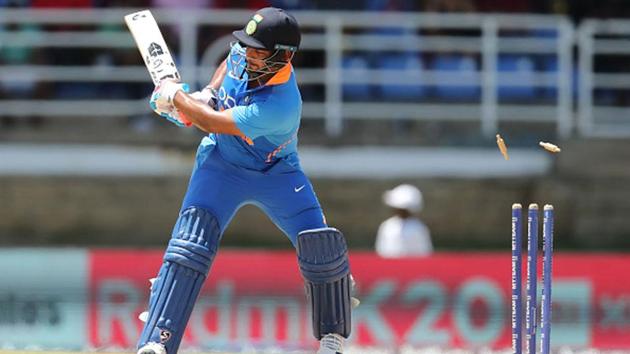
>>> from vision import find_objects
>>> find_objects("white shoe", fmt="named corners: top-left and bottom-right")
top-left (137, 342), bottom-right (166, 354)
top-left (317, 333), bottom-right (344, 354)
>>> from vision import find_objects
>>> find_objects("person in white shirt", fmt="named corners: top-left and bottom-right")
top-left (375, 184), bottom-right (433, 258)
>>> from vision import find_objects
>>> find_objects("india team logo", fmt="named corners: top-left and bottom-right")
top-left (245, 20), bottom-right (256, 35)
top-left (246, 13), bottom-right (264, 35)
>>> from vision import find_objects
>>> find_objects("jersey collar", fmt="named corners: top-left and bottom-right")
top-left (264, 63), bottom-right (292, 86)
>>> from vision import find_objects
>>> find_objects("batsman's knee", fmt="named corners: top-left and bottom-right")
top-left (296, 227), bottom-right (352, 339)
top-left (165, 206), bottom-right (220, 274)
top-left (138, 206), bottom-right (221, 354)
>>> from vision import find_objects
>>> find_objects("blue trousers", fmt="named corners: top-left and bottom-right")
top-left (180, 139), bottom-right (327, 246)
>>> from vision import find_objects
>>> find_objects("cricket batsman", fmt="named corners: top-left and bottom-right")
top-left (137, 7), bottom-right (351, 354)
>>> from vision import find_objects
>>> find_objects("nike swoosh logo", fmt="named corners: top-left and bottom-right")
top-left (294, 185), bottom-right (305, 192)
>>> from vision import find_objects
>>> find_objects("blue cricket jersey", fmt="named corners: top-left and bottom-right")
top-left (180, 44), bottom-right (326, 243)
top-left (209, 43), bottom-right (302, 172)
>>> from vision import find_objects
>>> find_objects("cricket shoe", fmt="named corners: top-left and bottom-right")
top-left (137, 342), bottom-right (166, 354)
top-left (317, 333), bottom-right (344, 354)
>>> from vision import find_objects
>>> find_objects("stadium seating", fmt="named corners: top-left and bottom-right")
top-left (497, 54), bottom-right (536, 100)
top-left (377, 53), bottom-right (425, 101)
top-left (432, 54), bottom-right (480, 100)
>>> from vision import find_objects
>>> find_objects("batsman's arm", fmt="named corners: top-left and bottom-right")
top-left (189, 60), bottom-right (227, 107)
top-left (208, 59), bottom-right (227, 90)
top-left (174, 91), bottom-right (242, 136)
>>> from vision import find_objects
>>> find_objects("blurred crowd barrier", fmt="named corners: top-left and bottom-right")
top-left (1, 9), bottom-right (630, 144)
top-left (1, 248), bottom-right (629, 351)
top-left (3, 140), bottom-right (630, 250)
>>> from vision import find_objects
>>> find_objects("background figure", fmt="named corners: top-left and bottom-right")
top-left (375, 184), bottom-right (433, 258)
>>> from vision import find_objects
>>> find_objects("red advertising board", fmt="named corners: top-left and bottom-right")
top-left (88, 250), bottom-right (630, 350)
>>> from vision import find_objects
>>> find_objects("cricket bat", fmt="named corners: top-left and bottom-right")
top-left (125, 10), bottom-right (191, 125)
top-left (124, 10), bottom-right (180, 85)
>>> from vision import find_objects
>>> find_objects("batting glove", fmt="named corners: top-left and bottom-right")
top-left (150, 79), bottom-right (191, 127)
top-left (190, 87), bottom-right (219, 110)
top-left (153, 79), bottom-right (188, 105)
top-left (150, 103), bottom-right (189, 127)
